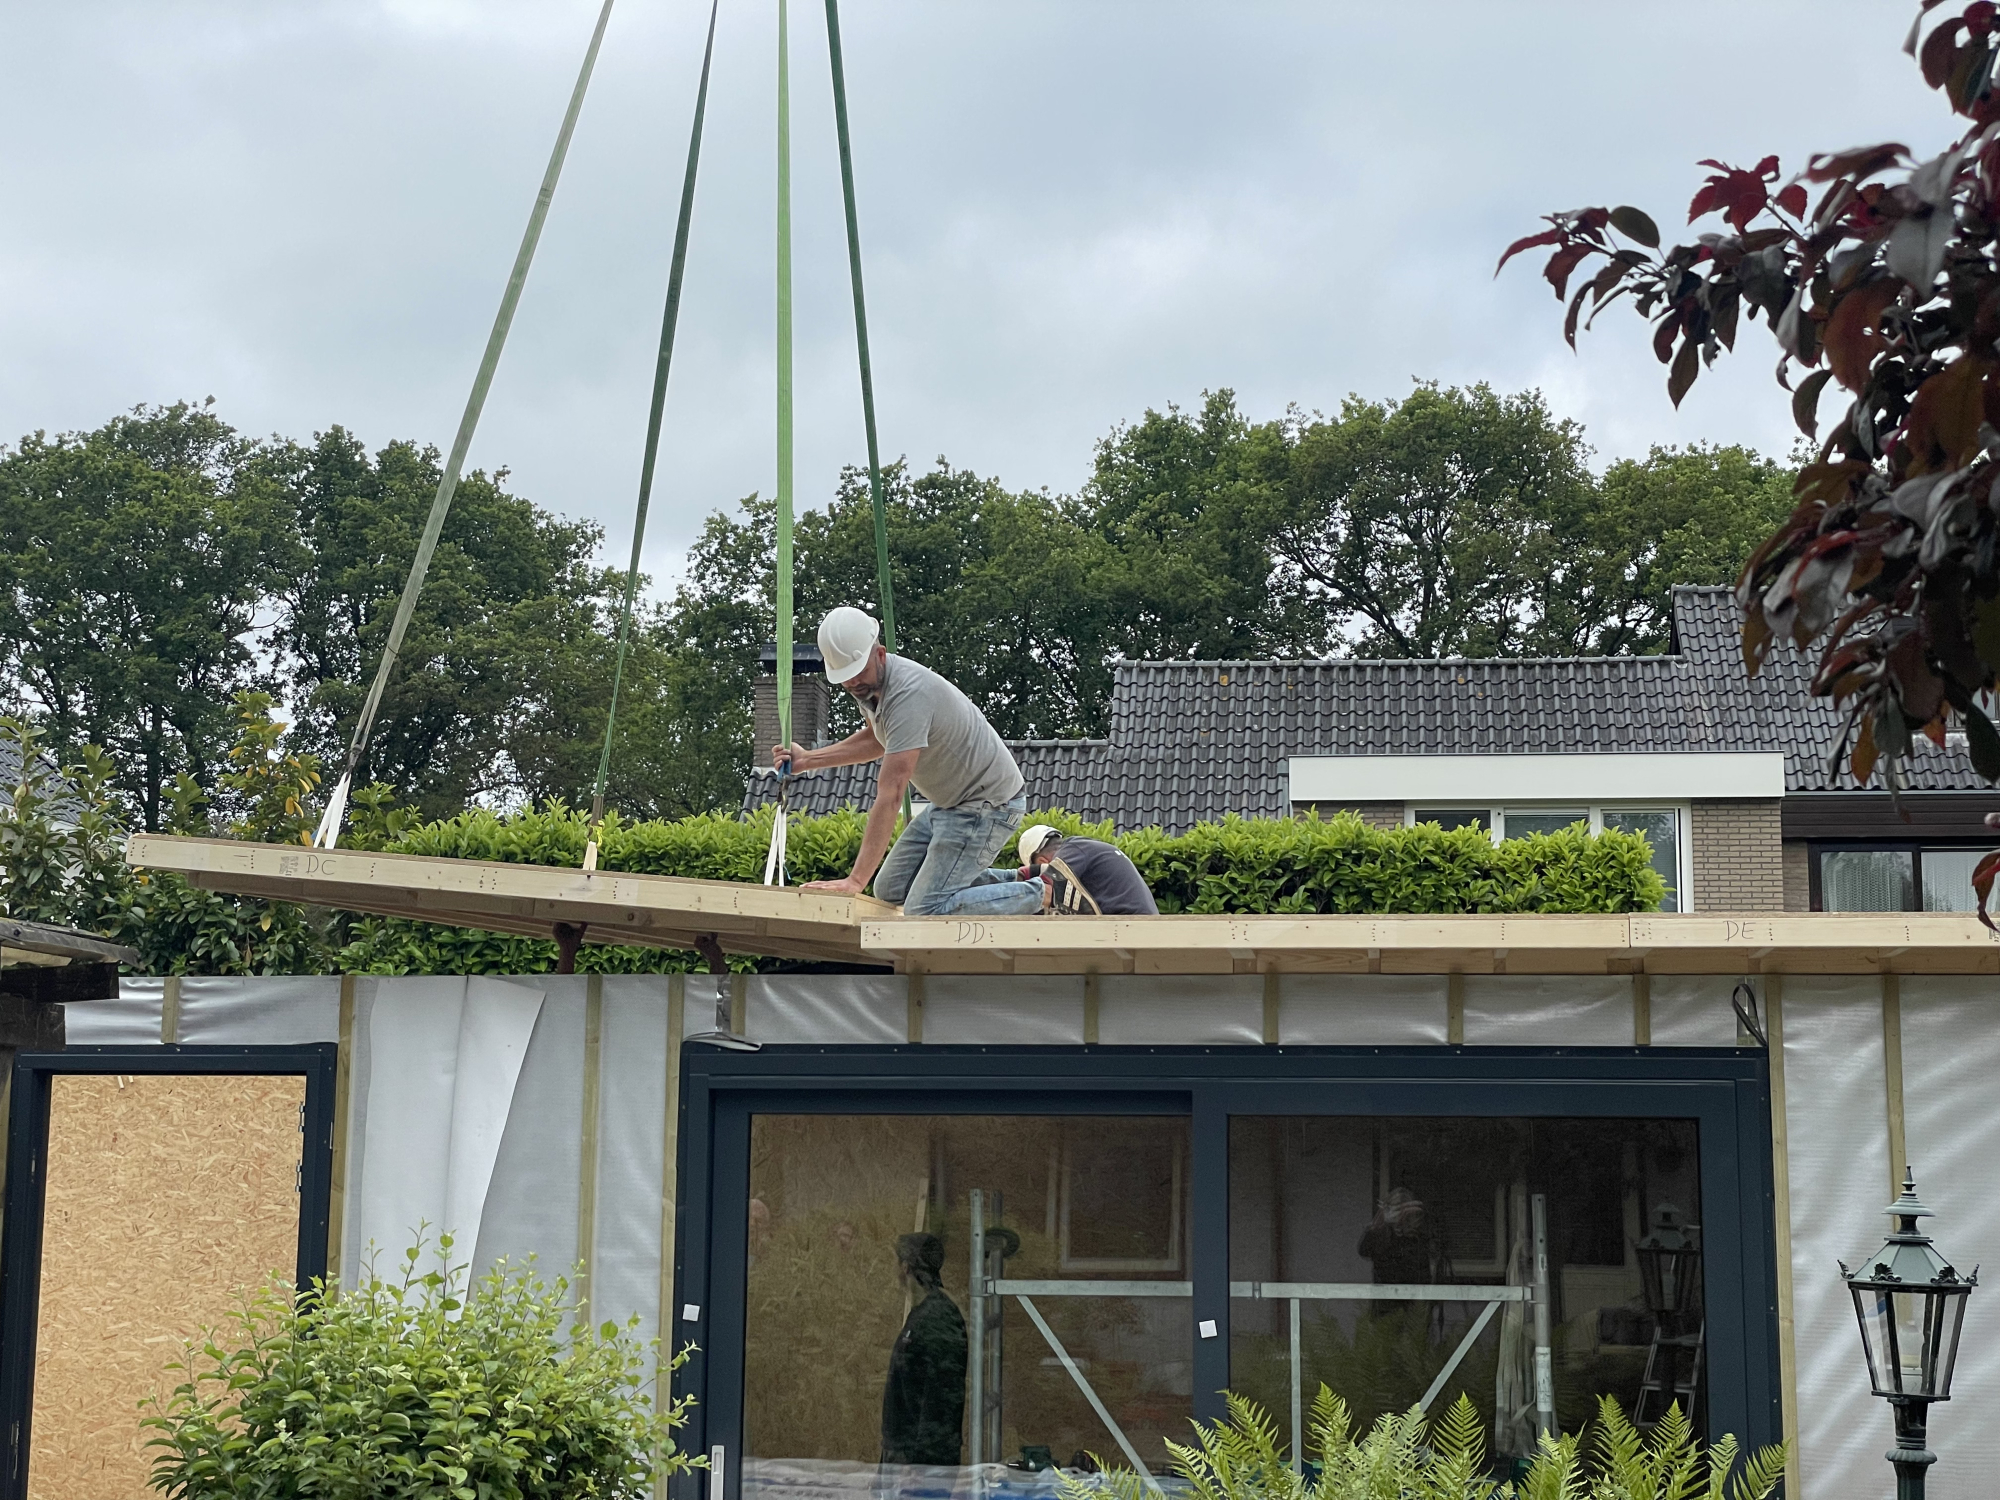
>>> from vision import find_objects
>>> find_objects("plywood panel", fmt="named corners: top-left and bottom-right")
top-left (29, 1074), bottom-right (306, 1500)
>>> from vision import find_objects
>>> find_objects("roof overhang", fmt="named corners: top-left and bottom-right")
top-left (1288, 752), bottom-right (1787, 805)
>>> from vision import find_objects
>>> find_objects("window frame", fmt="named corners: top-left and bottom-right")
top-left (1405, 802), bottom-right (1692, 912)
top-left (1807, 840), bottom-right (2000, 912)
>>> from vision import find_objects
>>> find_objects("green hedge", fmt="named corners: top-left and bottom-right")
top-left (336, 804), bottom-right (1666, 974)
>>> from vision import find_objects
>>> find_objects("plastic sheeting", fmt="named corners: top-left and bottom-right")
top-left (1279, 973), bottom-right (1448, 1044)
top-left (175, 975), bottom-right (341, 1043)
top-left (1893, 977), bottom-right (2000, 1500)
top-left (1461, 974), bottom-right (1633, 1046)
top-left (1097, 974), bottom-right (1263, 1044)
top-left (342, 976), bottom-right (544, 1286)
top-left (745, 975), bottom-right (905, 1045)
top-left (1648, 974), bottom-right (1745, 1047)
top-left (590, 977), bottom-right (675, 1353)
top-left (471, 979), bottom-right (581, 1278)
top-left (922, 975), bottom-right (1085, 1044)
top-left (63, 980), bottom-right (165, 1045)
top-left (1779, 976), bottom-right (1891, 1500)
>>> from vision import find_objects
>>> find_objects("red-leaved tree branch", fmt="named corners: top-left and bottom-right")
top-left (1502, 0), bottom-right (2000, 920)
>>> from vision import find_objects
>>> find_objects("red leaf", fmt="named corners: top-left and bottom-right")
top-left (1721, 172), bottom-right (1769, 231)
top-left (1776, 183), bottom-right (1809, 218)
top-left (1496, 226), bottom-right (1563, 275)
top-left (1807, 143), bottom-right (1911, 182)
top-left (1652, 310), bottom-right (1683, 364)
top-left (1754, 154), bottom-right (1781, 179)
top-left (1792, 368), bottom-right (1835, 436)
top-left (1543, 241), bottom-right (1595, 298)
top-left (1922, 16), bottom-right (1966, 86)
top-left (1688, 183), bottom-right (1719, 222)
top-left (1823, 279), bottom-right (1900, 390)
top-left (1668, 333), bottom-right (1701, 407)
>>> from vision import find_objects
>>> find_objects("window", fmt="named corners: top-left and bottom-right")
top-left (1812, 844), bottom-right (1998, 912)
top-left (1408, 804), bottom-right (1686, 912)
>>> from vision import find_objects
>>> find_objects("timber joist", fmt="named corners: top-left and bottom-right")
top-left (127, 835), bottom-right (2000, 975)
top-left (125, 834), bottom-right (896, 967)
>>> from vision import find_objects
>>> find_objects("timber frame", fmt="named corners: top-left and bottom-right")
top-left (127, 835), bottom-right (2000, 975)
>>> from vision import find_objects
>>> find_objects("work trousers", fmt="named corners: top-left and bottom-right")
top-left (873, 795), bottom-right (1043, 917)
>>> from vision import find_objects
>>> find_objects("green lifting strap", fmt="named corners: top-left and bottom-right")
top-left (316, 0), bottom-right (618, 849)
top-left (824, 0), bottom-right (898, 650)
top-left (775, 0), bottom-right (796, 757)
top-left (589, 0), bottom-right (723, 827)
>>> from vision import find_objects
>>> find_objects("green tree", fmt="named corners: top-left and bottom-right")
top-left (1271, 383), bottom-right (1594, 659)
top-left (0, 402), bottom-right (296, 829)
top-left (262, 428), bottom-right (614, 819)
top-left (1531, 443), bottom-right (1799, 656)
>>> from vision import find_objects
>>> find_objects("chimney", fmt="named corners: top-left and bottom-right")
top-left (753, 641), bottom-right (830, 763)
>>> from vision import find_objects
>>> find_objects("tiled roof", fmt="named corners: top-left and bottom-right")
top-left (744, 588), bottom-right (1995, 831)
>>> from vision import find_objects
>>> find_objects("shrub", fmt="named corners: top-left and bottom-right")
top-left (1062, 1388), bottom-right (1782, 1500)
top-left (142, 1235), bottom-right (697, 1500)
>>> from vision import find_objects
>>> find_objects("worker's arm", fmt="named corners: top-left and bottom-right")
top-left (802, 749), bottom-right (917, 897)
top-left (773, 724), bottom-right (882, 772)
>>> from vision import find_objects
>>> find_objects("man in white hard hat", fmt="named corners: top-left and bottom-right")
top-left (1015, 825), bottom-right (1159, 916)
top-left (771, 607), bottom-right (1045, 915)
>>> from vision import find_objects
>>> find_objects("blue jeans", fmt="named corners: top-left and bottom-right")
top-left (873, 796), bottom-right (1043, 916)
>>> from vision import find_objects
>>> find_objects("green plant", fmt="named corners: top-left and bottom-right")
top-left (142, 1234), bottom-right (699, 1500)
top-left (1062, 1388), bottom-right (1782, 1500)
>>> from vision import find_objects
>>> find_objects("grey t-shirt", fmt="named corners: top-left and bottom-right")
top-left (859, 655), bottom-right (1024, 809)
top-left (1045, 837), bottom-right (1159, 916)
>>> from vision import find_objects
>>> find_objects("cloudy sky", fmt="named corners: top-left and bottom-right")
top-left (1, 1), bottom-right (1945, 591)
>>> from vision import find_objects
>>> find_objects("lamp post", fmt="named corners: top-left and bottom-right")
top-left (1840, 1171), bottom-right (1978, 1500)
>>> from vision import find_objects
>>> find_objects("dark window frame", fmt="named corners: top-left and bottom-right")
top-left (0, 1044), bottom-right (338, 1500)
top-left (670, 1043), bottom-right (1779, 1500)
top-left (1807, 839), bottom-right (2000, 912)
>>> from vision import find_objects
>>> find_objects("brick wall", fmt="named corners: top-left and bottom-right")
top-left (1302, 801), bottom-right (1403, 829)
top-left (1689, 799), bottom-right (1785, 911)
top-left (1782, 839), bottom-right (1811, 911)
top-left (752, 675), bottom-right (830, 762)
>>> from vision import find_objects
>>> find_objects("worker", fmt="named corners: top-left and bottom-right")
top-left (880, 1232), bottom-right (967, 1468)
top-left (1016, 824), bottom-right (1159, 915)
top-left (775, 607), bottom-right (1044, 915)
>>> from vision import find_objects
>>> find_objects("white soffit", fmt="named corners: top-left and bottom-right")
top-left (1287, 752), bottom-right (1787, 804)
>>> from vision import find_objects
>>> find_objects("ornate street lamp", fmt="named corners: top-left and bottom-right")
top-left (1635, 1202), bottom-right (1702, 1332)
top-left (1840, 1171), bottom-right (1978, 1500)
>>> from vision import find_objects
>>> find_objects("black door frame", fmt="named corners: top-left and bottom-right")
top-left (671, 1044), bottom-right (1779, 1500)
top-left (0, 1043), bottom-right (338, 1500)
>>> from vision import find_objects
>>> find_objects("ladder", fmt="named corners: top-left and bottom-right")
top-left (1633, 1316), bottom-right (1704, 1426)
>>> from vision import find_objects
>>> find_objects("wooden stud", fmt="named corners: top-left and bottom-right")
top-left (1446, 971), bottom-right (1465, 1045)
top-left (1764, 974), bottom-right (1802, 1500)
top-left (327, 973), bottom-right (356, 1284)
top-left (1082, 970), bottom-right (1100, 1045)
top-left (1632, 972), bottom-right (1652, 1047)
top-left (1262, 969), bottom-right (1280, 1045)
top-left (729, 973), bottom-right (748, 1037)
top-left (1883, 972), bottom-right (1908, 1203)
top-left (576, 976), bottom-right (603, 1323)
top-left (160, 974), bottom-right (182, 1045)
top-left (659, 971), bottom-right (685, 1395)
top-left (905, 969), bottom-right (925, 1044)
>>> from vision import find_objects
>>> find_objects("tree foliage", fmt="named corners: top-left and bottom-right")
top-left (1501, 1), bottom-right (2000, 901)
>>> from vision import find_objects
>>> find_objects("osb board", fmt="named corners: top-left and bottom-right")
top-left (30, 1073), bottom-right (305, 1500)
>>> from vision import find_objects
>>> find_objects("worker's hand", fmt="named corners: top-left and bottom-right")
top-left (770, 742), bottom-right (805, 772)
top-left (803, 874), bottom-right (869, 897)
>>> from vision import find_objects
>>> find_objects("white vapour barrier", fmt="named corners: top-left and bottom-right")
top-left (590, 978), bottom-right (673, 1352)
top-left (1780, 977), bottom-right (1891, 1500)
top-left (746, 975), bottom-right (906, 1044)
top-left (1461, 975), bottom-right (1633, 1046)
top-left (1648, 975), bottom-right (1743, 1047)
top-left (342, 976), bottom-right (544, 1284)
top-left (1279, 973), bottom-right (1448, 1044)
top-left (1097, 974), bottom-right (1263, 1044)
top-left (176, 975), bottom-right (342, 1043)
top-left (472, 980), bottom-right (583, 1278)
top-left (64, 980), bottom-right (166, 1045)
top-left (922, 975), bottom-right (1085, 1043)
top-left (1895, 977), bottom-right (2000, 1500)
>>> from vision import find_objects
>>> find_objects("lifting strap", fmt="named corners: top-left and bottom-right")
top-left (824, 0), bottom-right (898, 650)
top-left (315, 0), bottom-right (619, 850)
top-left (582, 0), bottom-right (723, 870)
top-left (764, 0), bottom-right (796, 886)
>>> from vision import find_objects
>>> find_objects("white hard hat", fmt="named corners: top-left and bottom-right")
top-left (1017, 824), bottom-right (1060, 863)
top-left (818, 606), bottom-right (882, 684)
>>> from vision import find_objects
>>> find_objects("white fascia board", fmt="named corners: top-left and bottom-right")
top-left (1288, 752), bottom-right (1787, 805)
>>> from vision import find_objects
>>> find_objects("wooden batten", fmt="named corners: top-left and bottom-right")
top-left (127, 834), bottom-right (2000, 976)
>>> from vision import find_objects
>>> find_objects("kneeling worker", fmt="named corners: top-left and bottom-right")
top-left (777, 607), bottom-right (1045, 916)
top-left (1017, 824), bottom-right (1159, 915)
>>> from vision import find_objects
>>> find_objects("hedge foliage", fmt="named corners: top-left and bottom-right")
top-left (335, 802), bottom-right (1667, 974)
